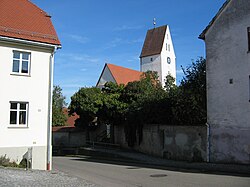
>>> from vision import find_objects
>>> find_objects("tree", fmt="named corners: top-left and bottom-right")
top-left (171, 57), bottom-right (206, 125)
top-left (52, 85), bottom-right (67, 126)
top-left (69, 87), bottom-right (103, 128)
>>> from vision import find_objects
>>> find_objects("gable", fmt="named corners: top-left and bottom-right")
top-left (96, 64), bottom-right (116, 88)
top-left (199, 0), bottom-right (231, 40)
top-left (140, 25), bottom-right (167, 58)
top-left (0, 0), bottom-right (60, 45)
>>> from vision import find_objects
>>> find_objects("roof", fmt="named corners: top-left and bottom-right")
top-left (97, 63), bottom-right (142, 86)
top-left (199, 0), bottom-right (231, 40)
top-left (52, 108), bottom-right (80, 132)
top-left (140, 25), bottom-right (167, 58)
top-left (0, 0), bottom-right (60, 45)
top-left (62, 108), bottom-right (79, 127)
top-left (107, 63), bottom-right (142, 85)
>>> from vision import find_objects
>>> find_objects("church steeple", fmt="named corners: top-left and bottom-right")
top-left (140, 25), bottom-right (176, 85)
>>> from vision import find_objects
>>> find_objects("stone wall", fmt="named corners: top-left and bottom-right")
top-left (114, 124), bottom-right (207, 162)
top-left (52, 131), bottom-right (86, 147)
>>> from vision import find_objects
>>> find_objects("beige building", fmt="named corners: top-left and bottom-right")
top-left (199, 0), bottom-right (250, 164)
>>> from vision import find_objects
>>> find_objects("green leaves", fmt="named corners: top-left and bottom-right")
top-left (52, 85), bottom-right (67, 126)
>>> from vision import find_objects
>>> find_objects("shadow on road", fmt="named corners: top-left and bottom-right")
top-left (54, 154), bottom-right (250, 178)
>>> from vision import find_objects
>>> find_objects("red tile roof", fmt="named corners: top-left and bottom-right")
top-left (140, 25), bottom-right (167, 58)
top-left (52, 108), bottom-right (80, 132)
top-left (62, 108), bottom-right (79, 127)
top-left (107, 63), bottom-right (142, 85)
top-left (0, 0), bottom-right (60, 45)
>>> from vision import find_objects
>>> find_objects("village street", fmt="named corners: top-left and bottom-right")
top-left (53, 156), bottom-right (250, 187)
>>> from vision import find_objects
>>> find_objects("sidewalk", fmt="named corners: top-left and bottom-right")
top-left (80, 146), bottom-right (250, 176)
top-left (0, 166), bottom-right (100, 187)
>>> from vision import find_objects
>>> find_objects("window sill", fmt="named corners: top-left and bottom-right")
top-left (8, 126), bottom-right (28, 129)
top-left (10, 73), bottom-right (31, 77)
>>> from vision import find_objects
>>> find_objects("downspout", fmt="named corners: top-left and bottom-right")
top-left (206, 122), bottom-right (210, 162)
top-left (47, 46), bottom-right (57, 170)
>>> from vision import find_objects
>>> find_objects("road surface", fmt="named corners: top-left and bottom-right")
top-left (53, 156), bottom-right (250, 187)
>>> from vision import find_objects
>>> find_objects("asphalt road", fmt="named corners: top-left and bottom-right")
top-left (53, 156), bottom-right (250, 187)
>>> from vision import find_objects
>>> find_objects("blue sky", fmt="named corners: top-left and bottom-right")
top-left (32, 0), bottom-right (225, 104)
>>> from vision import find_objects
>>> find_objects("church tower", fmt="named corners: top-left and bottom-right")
top-left (140, 25), bottom-right (176, 85)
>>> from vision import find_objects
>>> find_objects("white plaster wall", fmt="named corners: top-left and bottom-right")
top-left (140, 54), bottom-right (162, 81)
top-left (0, 41), bottom-right (53, 169)
top-left (96, 65), bottom-right (116, 88)
top-left (205, 0), bottom-right (250, 163)
top-left (161, 25), bottom-right (176, 84)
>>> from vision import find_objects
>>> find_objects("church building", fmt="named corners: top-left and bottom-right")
top-left (96, 25), bottom-right (176, 87)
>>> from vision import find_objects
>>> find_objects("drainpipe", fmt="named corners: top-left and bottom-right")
top-left (47, 46), bottom-right (57, 170)
top-left (206, 122), bottom-right (210, 163)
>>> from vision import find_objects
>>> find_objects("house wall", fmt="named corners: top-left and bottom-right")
top-left (0, 40), bottom-right (53, 170)
top-left (114, 124), bottom-right (207, 162)
top-left (205, 0), bottom-right (250, 164)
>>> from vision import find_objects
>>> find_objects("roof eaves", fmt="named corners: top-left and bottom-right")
top-left (199, 0), bottom-right (231, 40)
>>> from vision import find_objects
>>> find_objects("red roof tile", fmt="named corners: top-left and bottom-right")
top-left (0, 0), bottom-right (60, 45)
top-left (107, 63), bottom-right (142, 85)
top-left (62, 108), bottom-right (79, 127)
top-left (140, 25), bottom-right (167, 58)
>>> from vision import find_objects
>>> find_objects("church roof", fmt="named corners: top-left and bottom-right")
top-left (107, 63), bottom-right (142, 85)
top-left (0, 0), bottom-right (61, 45)
top-left (199, 0), bottom-right (231, 40)
top-left (97, 63), bottom-right (142, 86)
top-left (140, 25), bottom-right (167, 58)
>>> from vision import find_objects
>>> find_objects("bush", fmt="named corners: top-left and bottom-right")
top-left (0, 155), bottom-right (18, 167)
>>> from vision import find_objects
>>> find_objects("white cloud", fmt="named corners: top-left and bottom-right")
top-left (176, 69), bottom-right (184, 75)
top-left (113, 25), bottom-right (143, 31)
top-left (65, 34), bottom-right (89, 44)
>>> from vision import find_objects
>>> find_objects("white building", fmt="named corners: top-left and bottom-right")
top-left (199, 0), bottom-right (250, 164)
top-left (140, 25), bottom-right (176, 85)
top-left (0, 0), bottom-right (61, 170)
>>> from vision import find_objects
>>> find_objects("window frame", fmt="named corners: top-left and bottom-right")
top-left (11, 51), bottom-right (31, 76)
top-left (9, 101), bottom-right (29, 127)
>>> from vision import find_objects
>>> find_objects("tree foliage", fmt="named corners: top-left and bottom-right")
top-left (68, 57), bottom-right (207, 146)
top-left (69, 87), bottom-right (103, 128)
top-left (52, 85), bottom-right (67, 126)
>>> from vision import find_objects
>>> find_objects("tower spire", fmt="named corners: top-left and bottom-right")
top-left (153, 18), bottom-right (156, 28)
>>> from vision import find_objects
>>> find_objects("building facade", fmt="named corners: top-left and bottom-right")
top-left (0, 0), bottom-right (61, 170)
top-left (199, 0), bottom-right (250, 164)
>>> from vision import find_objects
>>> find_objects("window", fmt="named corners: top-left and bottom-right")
top-left (12, 51), bottom-right (30, 75)
top-left (248, 27), bottom-right (250, 52)
top-left (168, 44), bottom-right (170, 51)
top-left (166, 43), bottom-right (168, 50)
top-left (150, 57), bottom-right (153, 62)
top-left (9, 102), bottom-right (28, 126)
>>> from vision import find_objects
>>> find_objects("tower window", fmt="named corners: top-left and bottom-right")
top-left (150, 58), bottom-right (153, 62)
top-left (168, 44), bottom-right (170, 51)
top-left (248, 27), bottom-right (250, 52)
